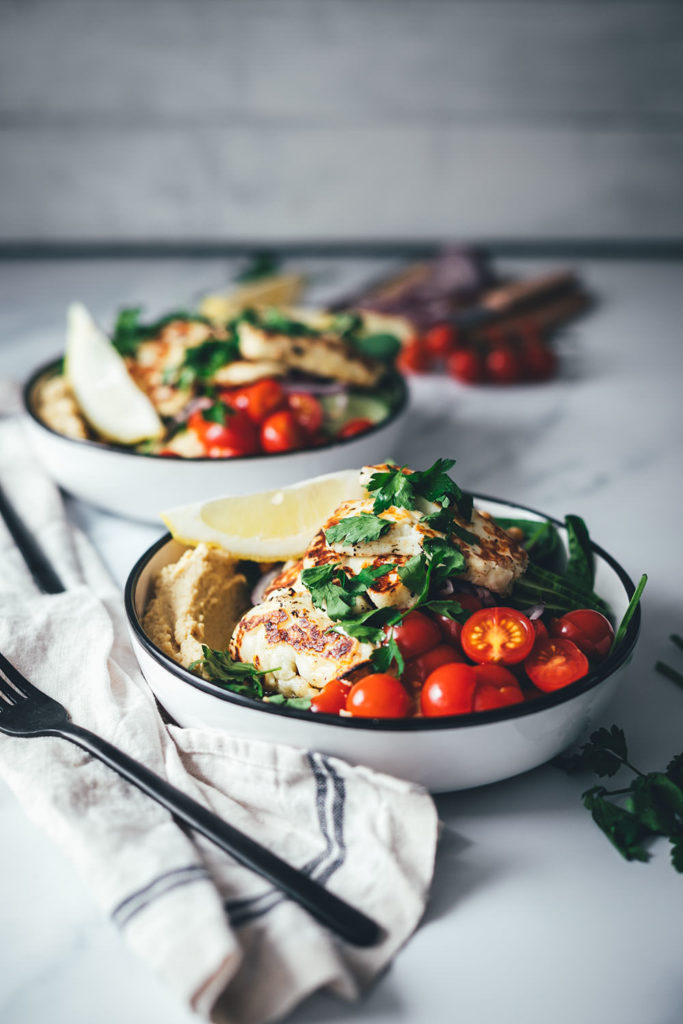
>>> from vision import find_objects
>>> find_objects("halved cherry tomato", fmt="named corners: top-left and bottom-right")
top-left (549, 609), bottom-right (614, 660)
top-left (387, 610), bottom-right (442, 661)
top-left (424, 323), bottom-right (457, 359)
top-left (421, 663), bottom-right (476, 717)
top-left (457, 592), bottom-right (485, 614)
top-left (337, 417), bottom-right (374, 440)
top-left (404, 644), bottom-right (464, 685)
top-left (310, 678), bottom-right (351, 715)
top-left (447, 348), bottom-right (485, 384)
top-left (461, 607), bottom-right (536, 665)
top-left (485, 343), bottom-right (523, 384)
top-left (224, 378), bottom-right (285, 423)
top-left (473, 664), bottom-right (524, 711)
top-left (524, 638), bottom-right (589, 692)
top-left (188, 407), bottom-right (259, 457)
top-left (346, 674), bottom-right (412, 718)
top-left (287, 392), bottom-right (324, 435)
top-left (260, 409), bottom-right (305, 453)
top-left (398, 338), bottom-right (432, 374)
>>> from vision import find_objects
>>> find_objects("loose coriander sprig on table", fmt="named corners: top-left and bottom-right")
top-left (555, 726), bottom-right (683, 872)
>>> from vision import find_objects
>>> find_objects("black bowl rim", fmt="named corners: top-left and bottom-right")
top-left (124, 493), bottom-right (642, 732)
top-left (23, 358), bottom-right (409, 464)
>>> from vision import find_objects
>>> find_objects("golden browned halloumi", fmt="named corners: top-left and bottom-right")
top-left (236, 321), bottom-right (384, 388)
top-left (229, 587), bottom-right (373, 697)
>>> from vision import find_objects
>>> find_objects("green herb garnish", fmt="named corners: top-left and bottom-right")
top-left (111, 307), bottom-right (212, 357)
top-left (235, 251), bottom-right (280, 283)
top-left (176, 337), bottom-right (241, 388)
top-left (511, 562), bottom-right (610, 617)
top-left (366, 457), bottom-right (472, 521)
top-left (189, 646), bottom-right (274, 700)
top-left (556, 725), bottom-right (683, 872)
top-left (265, 693), bottom-right (312, 710)
top-left (325, 513), bottom-right (391, 546)
top-left (351, 333), bottom-right (401, 361)
top-left (301, 562), bottom-right (397, 622)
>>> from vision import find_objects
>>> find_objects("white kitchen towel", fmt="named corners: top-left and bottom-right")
top-left (0, 411), bottom-right (439, 1024)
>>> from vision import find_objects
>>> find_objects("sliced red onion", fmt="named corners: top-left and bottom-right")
top-left (451, 581), bottom-right (498, 606)
top-left (251, 566), bottom-right (283, 605)
top-left (172, 395), bottom-right (212, 423)
top-left (280, 378), bottom-right (347, 396)
top-left (523, 603), bottom-right (546, 620)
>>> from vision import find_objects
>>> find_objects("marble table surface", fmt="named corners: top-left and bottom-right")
top-left (0, 255), bottom-right (681, 1024)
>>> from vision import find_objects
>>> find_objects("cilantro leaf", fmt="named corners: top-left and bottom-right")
top-left (325, 513), bottom-right (391, 546)
top-left (554, 725), bottom-right (628, 777)
top-left (351, 332), bottom-right (401, 361)
top-left (627, 773), bottom-right (683, 834)
top-left (301, 562), bottom-right (396, 622)
top-left (330, 605), bottom-right (402, 644)
top-left (235, 251), bottom-right (280, 283)
top-left (366, 458), bottom-right (472, 520)
top-left (265, 693), bottom-right (312, 710)
top-left (370, 636), bottom-right (405, 675)
top-left (670, 835), bottom-right (683, 873)
top-left (398, 554), bottom-right (429, 597)
top-left (201, 400), bottom-right (234, 425)
top-left (111, 307), bottom-right (211, 357)
top-left (176, 337), bottom-right (240, 387)
top-left (421, 599), bottom-right (468, 622)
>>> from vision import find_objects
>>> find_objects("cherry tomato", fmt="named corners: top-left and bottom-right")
top-left (260, 409), bottom-right (305, 453)
top-left (387, 610), bottom-right (442, 661)
top-left (287, 392), bottom-right (324, 435)
top-left (447, 348), bottom-right (485, 384)
top-left (310, 678), bottom-right (351, 715)
top-left (224, 378), bottom-right (285, 423)
top-left (188, 407), bottom-right (259, 457)
top-left (549, 609), bottom-right (614, 660)
top-left (337, 417), bottom-right (374, 440)
top-left (398, 338), bottom-right (432, 374)
top-left (158, 449), bottom-right (180, 457)
top-left (421, 663), bottom-right (476, 717)
top-left (524, 638), bottom-right (589, 692)
top-left (435, 614), bottom-right (462, 646)
top-left (424, 323), bottom-right (457, 359)
top-left (532, 618), bottom-right (549, 641)
top-left (472, 664), bottom-right (524, 711)
top-left (346, 674), bottom-right (412, 718)
top-left (520, 338), bottom-right (557, 381)
top-left (457, 592), bottom-right (485, 614)
top-left (405, 644), bottom-right (464, 685)
top-left (485, 344), bottom-right (523, 384)
top-left (461, 607), bottom-right (536, 665)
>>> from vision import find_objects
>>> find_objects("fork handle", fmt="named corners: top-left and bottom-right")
top-left (52, 722), bottom-right (381, 947)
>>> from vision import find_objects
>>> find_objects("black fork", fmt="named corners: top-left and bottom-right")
top-left (0, 650), bottom-right (381, 947)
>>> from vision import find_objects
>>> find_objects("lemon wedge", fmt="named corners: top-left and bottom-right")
top-left (161, 470), bottom-right (365, 561)
top-left (65, 302), bottom-right (164, 444)
top-left (199, 273), bottom-right (304, 323)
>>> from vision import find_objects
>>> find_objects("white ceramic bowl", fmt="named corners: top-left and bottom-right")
top-left (125, 496), bottom-right (641, 793)
top-left (23, 359), bottom-right (409, 522)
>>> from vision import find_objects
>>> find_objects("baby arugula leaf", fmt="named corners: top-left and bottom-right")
top-left (325, 513), bottom-right (391, 546)
top-left (565, 515), bottom-right (595, 592)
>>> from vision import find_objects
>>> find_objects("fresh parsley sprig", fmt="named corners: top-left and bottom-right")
top-left (366, 458), bottom-right (473, 521)
top-left (324, 513), bottom-right (391, 546)
top-left (111, 307), bottom-right (212, 357)
top-left (189, 646), bottom-right (274, 700)
top-left (300, 562), bottom-right (397, 622)
top-left (556, 726), bottom-right (683, 871)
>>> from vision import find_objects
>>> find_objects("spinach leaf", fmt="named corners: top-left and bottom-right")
top-left (565, 515), bottom-right (594, 591)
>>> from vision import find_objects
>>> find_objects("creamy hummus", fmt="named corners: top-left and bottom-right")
top-left (143, 543), bottom-right (249, 668)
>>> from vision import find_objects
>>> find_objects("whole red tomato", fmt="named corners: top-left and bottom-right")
top-left (398, 338), bottom-right (432, 374)
top-left (485, 343), bottom-right (523, 384)
top-left (337, 417), bottom-right (374, 440)
top-left (447, 348), bottom-right (485, 384)
top-left (421, 662), bottom-right (477, 717)
top-left (223, 378), bottom-right (285, 423)
top-left (346, 674), bottom-right (412, 718)
top-left (188, 406), bottom-right (259, 457)
top-left (472, 664), bottom-right (524, 711)
top-left (549, 609), bottom-right (614, 660)
top-left (310, 678), bottom-right (351, 715)
top-left (387, 610), bottom-right (442, 661)
top-left (287, 392), bottom-right (324, 435)
top-left (424, 323), bottom-right (458, 359)
top-left (404, 643), bottom-right (464, 685)
top-left (260, 409), bottom-right (306, 453)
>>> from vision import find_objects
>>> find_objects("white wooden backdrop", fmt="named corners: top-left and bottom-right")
top-left (1, 0), bottom-right (681, 242)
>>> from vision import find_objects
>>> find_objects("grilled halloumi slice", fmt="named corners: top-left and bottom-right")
top-left (211, 359), bottom-right (287, 387)
top-left (229, 587), bottom-right (373, 697)
top-left (237, 321), bottom-right (384, 388)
